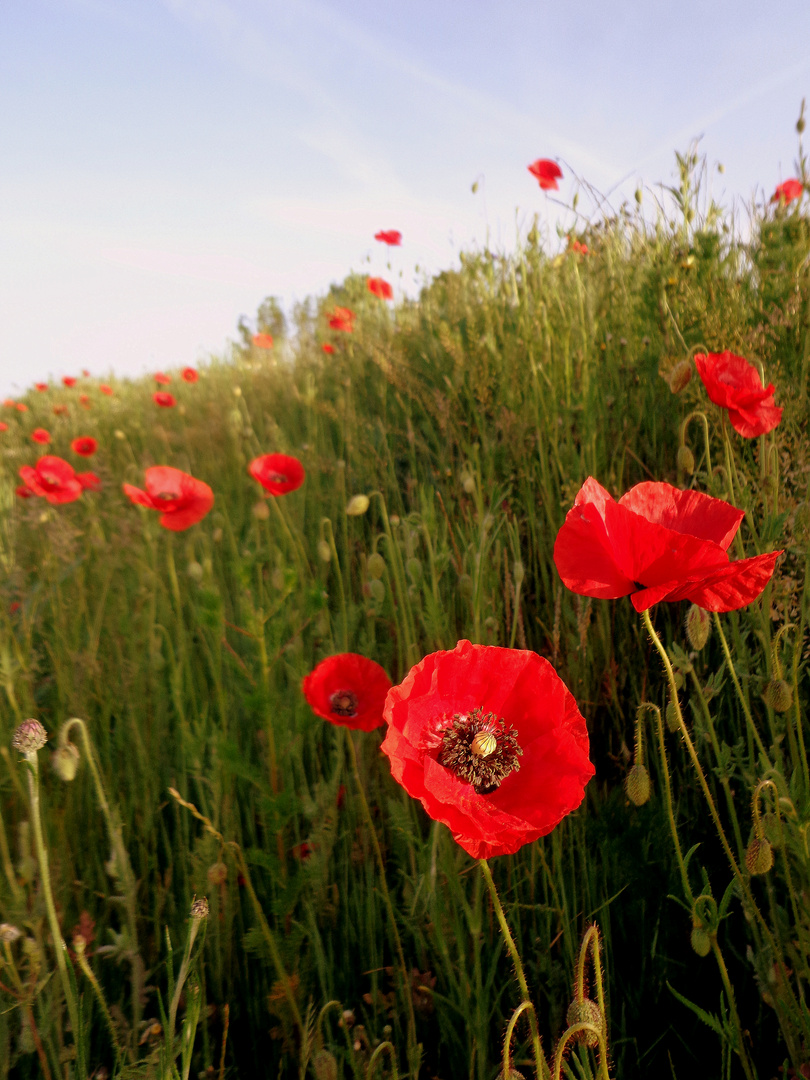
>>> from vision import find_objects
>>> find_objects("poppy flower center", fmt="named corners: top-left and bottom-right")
top-left (436, 708), bottom-right (522, 794)
top-left (329, 690), bottom-right (359, 717)
top-left (40, 472), bottom-right (61, 490)
top-left (266, 471), bottom-right (288, 485)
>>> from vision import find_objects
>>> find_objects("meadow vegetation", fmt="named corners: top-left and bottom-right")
top-left (0, 134), bottom-right (808, 1080)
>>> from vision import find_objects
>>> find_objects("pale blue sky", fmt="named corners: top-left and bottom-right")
top-left (1, 0), bottom-right (808, 395)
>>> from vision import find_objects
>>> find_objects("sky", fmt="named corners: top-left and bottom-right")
top-left (1, 0), bottom-right (809, 396)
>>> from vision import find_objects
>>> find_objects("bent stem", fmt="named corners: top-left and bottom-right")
top-left (479, 858), bottom-right (549, 1080)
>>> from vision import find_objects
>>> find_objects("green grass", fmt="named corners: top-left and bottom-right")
top-left (0, 143), bottom-right (809, 1079)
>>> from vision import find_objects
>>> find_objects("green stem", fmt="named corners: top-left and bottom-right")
top-left (712, 613), bottom-right (772, 769)
top-left (709, 937), bottom-right (758, 1080)
top-left (641, 702), bottom-right (692, 902)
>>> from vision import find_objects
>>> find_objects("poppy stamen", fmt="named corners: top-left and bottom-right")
top-left (436, 708), bottom-right (522, 794)
top-left (329, 690), bottom-right (359, 718)
top-left (266, 471), bottom-right (288, 485)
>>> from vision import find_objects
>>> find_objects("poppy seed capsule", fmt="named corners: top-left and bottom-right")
top-left (677, 444), bottom-right (695, 475)
top-left (745, 837), bottom-right (774, 875)
top-left (763, 679), bottom-right (792, 713)
top-left (12, 719), bottom-right (47, 755)
top-left (565, 998), bottom-right (602, 1048)
top-left (471, 731), bottom-right (497, 758)
top-left (625, 763), bottom-right (651, 806)
top-left (669, 360), bottom-right (692, 394)
top-left (685, 604), bottom-right (711, 650)
top-left (690, 925), bottom-right (711, 957)
top-left (52, 744), bottom-right (80, 782)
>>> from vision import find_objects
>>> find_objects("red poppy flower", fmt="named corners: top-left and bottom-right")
top-left (0, 422), bottom-right (7, 433)
top-left (694, 351), bottom-right (782, 437)
top-left (15, 485), bottom-right (33, 499)
top-left (10, 602), bottom-right (20, 614)
top-left (380, 640), bottom-right (594, 859)
top-left (374, 229), bottom-right (402, 246)
top-left (153, 392), bottom-right (176, 408)
top-left (367, 277), bottom-right (393, 300)
top-left (77, 471), bottom-right (101, 491)
top-left (771, 178), bottom-right (803, 204)
top-left (71, 436), bottom-right (97, 457)
top-left (79, 394), bottom-right (91, 408)
top-left (154, 372), bottom-right (171, 385)
top-left (554, 478), bottom-right (781, 613)
top-left (15, 403), bottom-right (28, 412)
top-left (181, 367), bottom-right (198, 383)
top-left (19, 456), bottom-right (83, 504)
top-left (322, 343), bottom-right (335, 354)
top-left (328, 307), bottom-right (355, 333)
top-left (35, 383), bottom-right (48, 392)
top-left (82, 369), bottom-right (90, 377)
top-left (3, 399), bottom-right (14, 407)
top-left (528, 158), bottom-right (563, 191)
top-left (99, 385), bottom-right (113, 396)
top-left (31, 428), bottom-right (51, 445)
top-left (53, 404), bottom-right (68, 416)
top-left (123, 466), bottom-right (214, 531)
top-left (302, 653), bottom-right (392, 732)
top-left (252, 333), bottom-right (274, 349)
top-left (248, 453), bottom-right (305, 496)
top-left (62, 376), bottom-right (77, 388)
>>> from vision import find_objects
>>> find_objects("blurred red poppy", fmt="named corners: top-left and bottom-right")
top-left (15, 485), bottom-right (33, 499)
top-left (32, 428), bottom-right (51, 444)
top-left (322, 343), bottom-right (335, 354)
top-left (53, 404), bottom-right (68, 416)
top-left (181, 367), bottom-right (198, 383)
top-left (367, 277), bottom-right (393, 300)
top-left (302, 653), bottom-right (392, 732)
top-left (694, 351), bottom-right (782, 437)
top-left (328, 307), bottom-right (355, 333)
top-left (123, 466), bottom-right (214, 531)
top-left (374, 230), bottom-right (402, 246)
top-left (79, 394), bottom-right (91, 408)
top-left (99, 385), bottom-right (113, 396)
top-left (19, 456), bottom-right (83, 504)
top-left (248, 453), bottom-right (305, 496)
top-left (62, 376), bottom-right (77, 388)
top-left (771, 178), bottom-right (803, 204)
top-left (291, 842), bottom-right (314, 861)
top-left (554, 478), bottom-right (781, 613)
top-left (15, 403), bottom-right (27, 413)
top-left (153, 392), bottom-right (176, 408)
top-left (3, 399), bottom-right (14, 407)
top-left (381, 640), bottom-right (594, 859)
top-left (252, 333), bottom-right (274, 349)
top-left (82, 369), bottom-right (90, 377)
top-left (568, 236), bottom-right (589, 255)
top-left (9, 602), bottom-right (20, 614)
top-left (35, 383), bottom-right (48, 392)
top-left (77, 472), bottom-right (101, 491)
top-left (71, 436), bottom-right (97, 457)
top-left (528, 158), bottom-right (563, 190)
top-left (0, 422), bottom-right (7, 433)
top-left (154, 372), bottom-right (171, 385)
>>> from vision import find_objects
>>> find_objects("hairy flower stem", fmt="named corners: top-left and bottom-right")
top-left (344, 730), bottom-right (421, 1078)
top-left (711, 613), bottom-right (772, 769)
top-left (479, 858), bottom-right (549, 1080)
top-left (644, 701), bottom-right (693, 903)
top-left (74, 942), bottom-right (122, 1063)
top-left (709, 937), bottom-right (757, 1080)
top-left (167, 917), bottom-right (205, 1063)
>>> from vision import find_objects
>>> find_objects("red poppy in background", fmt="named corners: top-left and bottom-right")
top-left (302, 653), bottom-right (392, 732)
top-left (528, 158), bottom-right (563, 190)
top-left (694, 351), bottom-right (782, 437)
top-left (15, 485), bottom-right (33, 499)
top-left (19, 456), bottom-right (83, 504)
top-left (62, 376), bottom-right (77, 388)
top-left (31, 429), bottom-right (51, 445)
top-left (154, 372), bottom-right (171, 385)
top-left (328, 307), bottom-right (355, 333)
top-left (123, 466), bottom-right (214, 531)
top-left (322, 343), bottom-right (335, 354)
top-left (3, 399), bottom-right (14, 407)
top-left (15, 403), bottom-right (27, 413)
top-left (71, 436), bottom-right (98, 457)
top-left (374, 229), bottom-right (402, 246)
top-left (53, 404), bottom-right (68, 416)
top-left (77, 472), bottom-right (101, 491)
top-left (181, 367), bottom-right (198, 383)
top-left (79, 394), bottom-right (91, 408)
top-left (367, 277), bottom-right (393, 300)
top-left (153, 392), bottom-right (176, 408)
top-left (0, 423), bottom-right (7, 433)
top-left (252, 333), bottom-right (274, 349)
top-left (100, 385), bottom-right (113, 396)
top-left (771, 178), bottom-right (803, 204)
top-left (35, 383), bottom-right (48, 392)
top-left (248, 453), bottom-right (305, 496)
top-left (554, 478), bottom-right (781, 613)
top-left (381, 640), bottom-right (594, 859)
top-left (82, 369), bottom-right (90, 377)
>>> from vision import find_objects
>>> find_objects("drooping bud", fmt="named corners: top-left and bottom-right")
top-left (369, 579), bottom-right (385, 604)
top-left (186, 560), bottom-right (204, 581)
top-left (458, 573), bottom-right (474, 599)
top-left (317, 539), bottom-right (332, 562)
top-left (0, 924), bottom-right (22, 943)
top-left (565, 998), bottom-right (602, 1048)
top-left (668, 360), bottom-right (692, 394)
top-left (52, 744), bottom-right (81, 782)
top-left (366, 553), bottom-right (385, 580)
top-left (207, 861), bottom-right (228, 887)
top-left (690, 925), bottom-right (711, 957)
top-left (763, 679), bottom-right (792, 713)
top-left (745, 837), bottom-right (774, 875)
top-left (685, 604), bottom-right (711, 651)
top-left (677, 444), bottom-right (695, 475)
top-left (252, 500), bottom-right (270, 521)
top-left (12, 719), bottom-right (47, 755)
top-left (406, 557), bottom-right (422, 584)
top-left (346, 494), bottom-right (370, 516)
top-left (625, 763), bottom-right (651, 806)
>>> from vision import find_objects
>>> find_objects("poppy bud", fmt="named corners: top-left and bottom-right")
top-left (512, 560), bottom-right (525, 584)
top-left (745, 837), bottom-right (773, 875)
top-left (406, 557), bottom-right (422, 583)
top-left (12, 719), bottom-right (47, 755)
top-left (677, 444), bottom-right (695, 474)
top-left (369, 579), bottom-right (385, 604)
top-left (317, 539), bottom-right (332, 562)
top-left (114, 429), bottom-right (126, 440)
top-left (690, 925), bottom-right (711, 957)
top-left (763, 679), bottom-right (792, 713)
top-left (186, 560), bottom-right (203, 581)
top-left (458, 573), bottom-right (474, 599)
top-left (252, 500), bottom-right (270, 521)
top-left (685, 604), bottom-right (711, 650)
top-left (762, 811), bottom-right (782, 849)
top-left (212, 528), bottom-right (223, 543)
top-left (311, 1050), bottom-right (338, 1080)
top-left (52, 744), bottom-right (80, 782)
top-left (565, 998), bottom-right (602, 1047)
top-left (625, 763), bottom-right (651, 806)
top-left (668, 360), bottom-right (692, 394)
top-left (666, 701), bottom-right (680, 732)
top-left (346, 494), bottom-right (370, 516)
top-left (207, 861), bottom-right (228, 886)
top-left (635, 187), bottom-right (643, 205)
top-left (798, 112), bottom-right (806, 135)
top-left (461, 473), bottom-right (475, 494)
top-left (366, 553), bottom-right (385, 580)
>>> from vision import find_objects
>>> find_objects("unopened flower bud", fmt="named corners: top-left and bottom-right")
top-left (690, 925), bottom-right (711, 956)
top-left (190, 897), bottom-right (209, 920)
top-left (668, 360), bottom-right (692, 394)
top-left (677, 444), bottom-right (695, 475)
top-left (12, 719), bottom-right (47, 755)
top-left (0, 924), bottom-right (22, 943)
top-left (252, 500), bottom-right (270, 521)
top-left (369, 579), bottom-right (385, 604)
top-left (346, 494), bottom-right (370, 516)
top-left (186, 560), bottom-right (203, 581)
top-left (52, 744), bottom-right (80, 782)
top-left (625, 763), bottom-right (651, 806)
top-left (207, 861), bottom-right (228, 887)
top-left (366, 553), bottom-right (385, 579)
top-left (798, 113), bottom-right (806, 135)
top-left (406, 557), bottom-right (422, 583)
top-left (666, 701), bottom-right (680, 732)
top-left (462, 474), bottom-right (476, 494)
top-left (745, 837), bottom-right (774, 875)
top-left (317, 539), bottom-right (332, 562)
top-left (635, 187), bottom-right (643, 206)
top-left (763, 679), bottom-right (792, 713)
top-left (512, 560), bottom-right (525, 584)
top-left (311, 1050), bottom-right (338, 1080)
top-left (685, 604), bottom-right (711, 650)
top-left (565, 998), bottom-right (602, 1047)
top-left (458, 573), bottom-right (474, 599)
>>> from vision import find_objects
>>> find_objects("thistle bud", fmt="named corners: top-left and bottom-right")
top-left (366, 553), bottom-right (385, 580)
top-left (668, 360), bottom-right (692, 394)
top-left (677, 444), bottom-right (695, 475)
top-left (685, 603), bottom-right (711, 650)
top-left (12, 719), bottom-right (47, 755)
top-left (745, 837), bottom-right (774, 875)
top-left (763, 679), bottom-right (792, 713)
top-left (690, 925), bottom-right (711, 957)
top-left (565, 998), bottom-right (602, 1047)
top-left (346, 494), bottom-right (370, 516)
top-left (190, 896), bottom-right (209, 921)
top-left (625, 763), bottom-right (651, 806)
top-left (317, 539), bottom-right (332, 562)
top-left (52, 744), bottom-right (80, 782)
